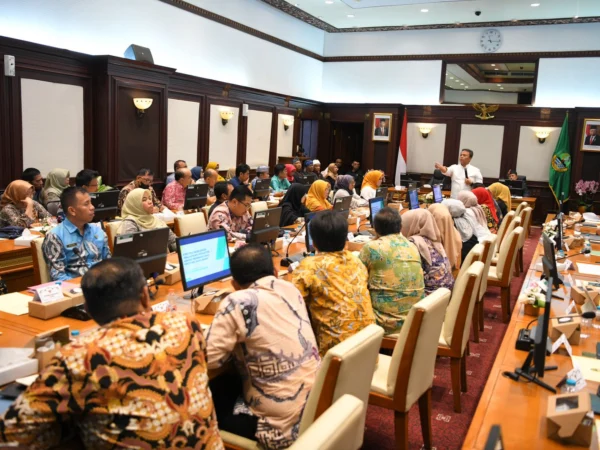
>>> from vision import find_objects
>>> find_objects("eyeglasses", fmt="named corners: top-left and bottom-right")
top-left (240, 201), bottom-right (252, 210)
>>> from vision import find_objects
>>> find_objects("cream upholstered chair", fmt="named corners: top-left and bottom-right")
top-left (514, 201), bottom-right (528, 216)
top-left (289, 395), bottom-right (364, 450)
top-left (488, 227), bottom-right (523, 323)
top-left (437, 261), bottom-right (485, 413)
top-left (250, 201), bottom-right (268, 217)
top-left (104, 221), bottom-right (122, 254)
top-left (31, 238), bottom-right (51, 285)
top-left (515, 207), bottom-right (533, 275)
top-left (220, 324), bottom-right (384, 450)
top-left (494, 211), bottom-right (515, 255)
top-left (474, 235), bottom-right (498, 334)
top-left (491, 216), bottom-right (521, 266)
top-left (456, 244), bottom-right (483, 343)
top-left (174, 212), bottom-right (207, 237)
top-left (369, 289), bottom-right (450, 450)
top-left (202, 205), bottom-right (212, 224)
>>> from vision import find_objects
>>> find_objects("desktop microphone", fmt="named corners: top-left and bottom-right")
top-left (464, 168), bottom-right (469, 181)
top-left (281, 221), bottom-right (307, 267)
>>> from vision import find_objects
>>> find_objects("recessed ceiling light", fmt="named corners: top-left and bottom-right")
top-left (491, 64), bottom-right (496, 67)
top-left (500, 87), bottom-right (504, 90)
top-left (574, 15), bottom-right (579, 19)
top-left (495, 68), bottom-right (499, 70)
top-left (294, 3), bottom-right (299, 6)
top-left (497, 84), bottom-right (501, 86)
top-left (460, 83), bottom-right (465, 85)
top-left (318, 16), bottom-right (323, 19)
top-left (531, 3), bottom-right (540, 7)
top-left (421, 9), bottom-right (429, 13)
top-left (454, 79), bottom-right (460, 82)
top-left (465, 86), bottom-right (469, 88)
top-left (511, 18), bottom-right (518, 22)
top-left (325, 0), bottom-right (334, 3)
top-left (347, 14), bottom-right (355, 17)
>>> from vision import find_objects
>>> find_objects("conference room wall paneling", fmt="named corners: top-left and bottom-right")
top-left (276, 114), bottom-right (295, 158)
top-left (246, 109), bottom-right (273, 168)
top-left (208, 103), bottom-right (240, 171)
top-left (516, 126), bottom-right (562, 182)
top-left (167, 98), bottom-right (200, 171)
top-left (406, 123), bottom-right (446, 175)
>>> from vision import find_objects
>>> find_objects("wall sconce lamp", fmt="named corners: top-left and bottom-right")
top-left (133, 98), bottom-right (153, 118)
top-left (419, 126), bottom-right (432, 139)
top-left (535, 130), bottom-right (550, 143)
top-left (220, 111), bottom-right (234, 126)
top-left (283, 117), bottom-right (294, 131)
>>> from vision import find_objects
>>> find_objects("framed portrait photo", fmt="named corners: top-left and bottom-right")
top-left (581, 118), bottom-right (600, 152)
top-left (372, 113), bottom-right (392, 142)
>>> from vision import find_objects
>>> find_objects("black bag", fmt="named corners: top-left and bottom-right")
top-left (0, 226), bottom-right (25, 239)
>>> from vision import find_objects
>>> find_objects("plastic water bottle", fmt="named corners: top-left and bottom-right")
top-left (71, 330), bottom-right (80, 339)
top-left (283, 230), bottom-right (291, 250)
top-left (167, 289), bottom-right (178, 311)
top-left (583, 238), bottom-right (592, 256)
top-left (564, 378), bottom-right (577, 393)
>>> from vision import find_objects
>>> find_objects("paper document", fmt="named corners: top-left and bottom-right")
top-left (576, 263), bottom-right (600, 277)
top-left (16, 374), bottom-right (39, 386)
top-left (0, 348), bottom-right (35, 369)
top-left (583, 212), bottom-right (600, 222)
top-left (571, 356), bottom-right (600, 383)
top-left (0, 293), bottom-right (33, 315)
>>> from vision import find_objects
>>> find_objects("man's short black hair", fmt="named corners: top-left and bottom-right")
top-left (75, 169), bottom-right (99, 187)
top-left (21, 168), bottom-right (41, 183)
top-left (174, 168), bottom-right (187, 181)
top-left (461, 148), bottom-right (474, 158)
top-left (60, 186), bottom-right (88, 213)
top-left (229, 185), bottom-right (252, 202)
top-left (274, 164), bottom-right (286, 176)
top-left (174, 159), bottom-right (186, 171)
top-left (230, 244), bottom-right (274, 286)
top-left (373, 207), bottom-right (402, 237)
top-left (214, 181), bottom-right (230, 201)
top-left (472, 183), bottom-right (485, 189)
top-left (310, 210), bottom-right (348, 252)
top-left (236, 164), bottom-right (250, 177)
top-left (81, 257), bottom-right (147, 325)
top-left (136, 168), bottom-right (154, 177)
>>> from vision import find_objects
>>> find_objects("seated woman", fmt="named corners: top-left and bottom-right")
top-left (191, 166), bottom-right (203, 183)
top-left (280, 184), bottom-right (309, 227)
top-left (428, 203), bottom-right (462, 271)
top-left (472, 187), bottom-right (499, 234)
top-left (285, 164), bottom-right (296, 185)
top-left (360, 170), bottom-right (384, 201)
top-left (118, 188), bottom-right (177, 252)
top-left (0, 180), bottom-right (50, 228)
top-left (333, 175), bottom-right (367, 209)
top-left (401, 209), bottom-right (455, 295)
top-left (324, 163), bottom-right (338, 190)
top-left (225, 167), bottom-right (236, 181)
top-left (206, 161), bottom-right (225, 182)
top-left (443, 199), bottom-right (480, 263)
top-left (488, 182), bottom-right (511, 219)
top-left (359, 207), bottom-right (425, 335)
top-left (42, 168), bottom-right (70, 216)
top-left (457, 191), bottom-right (492, 242)
top-left (305, 180), bottom-right (332, 212)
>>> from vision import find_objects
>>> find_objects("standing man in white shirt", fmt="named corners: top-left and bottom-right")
top-left (435, 149), bottom-right (483, 199)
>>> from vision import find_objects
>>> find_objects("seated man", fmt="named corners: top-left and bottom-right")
top-left (118, 168), bottom-right (163, 212)
top-left (0, 257), bottom-right (222, 449)
top-left (42, 186), bottom-right (110, 281)
top-left (75, 169), bottom-right (100, 192)
top-left (507, 169), bottom-right (530, 196)
top-left (250, 165), bottom-right (269, 191)
top-left (359, 207), bottom-right (425, 335)
top-left (229, 163), bottom-right (250, 188)
top-left (202, 168), bottom-right (219, 205)
top-left (208, 181), bottom-right (234, 220)
top-left (208, 185), bottom-right (253, 241)
top-left (162, 167), bottom-right (192, 210)
top-left (270, 163), bottom-right (290, 195)
top-left (165, 159), bottom-right (187, 185)
top-left (293, 211), bottom-right (375, 356)
top-left (21, 167), bottom-right (44, 203)
top-left (207, 244), bottom-right (319, 448)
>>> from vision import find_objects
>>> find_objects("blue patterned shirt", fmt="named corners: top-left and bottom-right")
top-left (42, 219), bottom-right (110, 281)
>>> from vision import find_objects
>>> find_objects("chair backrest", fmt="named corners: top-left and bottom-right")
top-left (174, 212), bottom-right (207, 237)
top-left (45, 201), bottom-right (61, 217)
top-left (495, 211), bottom-right (515, 251)
top-left (250, 201), bottom-right (268, 217)
top-left (202, 205), bottom-right (212, 223)
top-left (495, 224), bottom-right (522, 281)
top-left (387, 289), bottom-right (451, 412)
top-left (299, 324), bottom-right (383, 445)
top-left (290, 395), bottom-right (364, 450)
top-left (515, 201), bottom-right (528, 216)
top-left (104, 221), bottom-right (122, 254)
top-left (455, 244), bottom-right (483, 282)
top-left (517, 207), bottom-right (532, 249)
top-left (479, 235), bottom-right (497, 301)
top-left (443, 261), bottom-right (484, 354)
top-left (31, 237), bottom-right (51, 284)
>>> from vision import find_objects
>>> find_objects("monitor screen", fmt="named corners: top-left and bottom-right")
top-left (253, 178), bottom-right (271, 199)
top-left (113, 227), bottom-right (170, 278)
top-left (432, 184), bottom-right (443, 203)
top-left (249, 207), bottom-right (281, 245)
top-left (408, 189), bottom-right (419, 210)
top-left (176, 229), bottom-right (231, 291)
top-left (533, 274), bottom-right (553, 377)
top-left (184, 184), bottom-right (209, 210)
top-left (369, 197), bottom-right (384, 221)
top-left (89, 191), bottom-right (119, 222)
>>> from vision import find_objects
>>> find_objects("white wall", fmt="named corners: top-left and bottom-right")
top-left (516, 126), bottom-right (561, 182)
top-left (167, 98), bottom-right (200, 171)
top-left (535, 58), bottom-right (600, 107)
top-left (246, 110), bottom-right (273, 168)
top-left (459, 124), bottom-right (504, 178)
top-left (209, 105), bottom-right (238, 170)
top-left (444, 90), bottom-right (518, 105)
top-left (407, 123), bottom-right (446, 175)
top-left (277, 115), bottom-right (294, 157)
top-left (21, 78), bottom-right (84, 176)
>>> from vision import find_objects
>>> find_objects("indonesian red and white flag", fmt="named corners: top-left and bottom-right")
top-left (394, 110), bottom-right (408, 185)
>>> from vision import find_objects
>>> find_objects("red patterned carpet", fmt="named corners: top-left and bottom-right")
top-left (363, 227), bottom-right (542, 450)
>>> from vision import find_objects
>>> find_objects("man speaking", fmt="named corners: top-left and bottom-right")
top-left (435, 149), bottom-right (483, 198)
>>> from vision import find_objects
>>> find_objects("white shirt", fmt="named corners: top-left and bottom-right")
top-left (445, 163), bottom-right (483, 199)
top-left (360, 186), bottom-right (376, 201)
top-left (333, 188), bottom-right (367, 209)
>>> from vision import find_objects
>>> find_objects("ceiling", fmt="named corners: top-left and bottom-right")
top-left (269, 0), bottom-right (599, 31)
top-left (444, 62), bottom-right (536, 93)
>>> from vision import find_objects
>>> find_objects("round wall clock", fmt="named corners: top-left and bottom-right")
top-left (480, 28), bottom-right (502, 53)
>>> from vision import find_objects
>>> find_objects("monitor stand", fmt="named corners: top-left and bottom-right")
top-left (511, 349), bottom-right (557, 394)
top-left (184, 285), bottom-right (205, 300)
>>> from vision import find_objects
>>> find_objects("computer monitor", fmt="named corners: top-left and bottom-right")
top-left (113, 227), bottom-right (170, 279)
top-left (408, 189), bottom-right (419, 210)
top-left (333, 196), bottom-right (351, 213)
top-left (183, 184), bottom-right (209, 210)
top-left (90, 191), bottom-right (119, 222)
top-left (176, 229), bottom-right (231, 295)
top-left (248, 207), bottom-right (281, 246)
top-left (295, 174), bottom-right (310, 185)
top-left (432, 184), bottom-right (443, 204)
top-left (375, 187), bottom-right (387, 204)
top-left (306, 173), bottom-right (317, 184)
top-left (368, 197), bottom-right (384, 222)
top-left (253, 178), bottom-right (271, 200)
top-left (542, 232), bottom-right (563, 289)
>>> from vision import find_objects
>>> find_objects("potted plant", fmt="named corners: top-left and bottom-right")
top-left (574, 180), bottom-right (599, 213)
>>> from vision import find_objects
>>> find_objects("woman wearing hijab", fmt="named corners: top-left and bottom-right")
top-left (361, 170), bottom-right (384, 201)
top-left (333, 175), bottom-right (367, 209)
top-left (206, 162), bottom-right (225, 182)
top-left (285, 164), bottom-right (296, 183)
top-left (472, 187), bottom-right (499, 234)
top-left (0, 180), bottom-right (50, 228)
top-left (488, 182), bottom-right (511, 219)
top-left (279, 184), bottom-right (309, 227)
top-left (457, 191), bottom-right (492, 242)
top-left (401, 209), bottom-right (455, 294)
top-left (118, 188), bottom-right (177, 252)
top-left (305, 180), bottom-right (332, 212)
top-left (191, 166), bottom-right (203, 183)
top-left (428, 203), bottom-right (463, 270)
top-left (225, 167), bottom-right (236, 182)
top-left (324, 163), bottom-right (338, 191)
top-left (443, 199), bottom-right (480, 262)
top-left (42, 168), bottom-right (70, 215)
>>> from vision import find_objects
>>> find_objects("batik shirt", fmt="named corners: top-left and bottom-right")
top-left (206, 276), bottom-right (319, 449)
top-left (413, 236), bottom-right (455, 295)
top-left (42, 219), bottom-right (110, 281)
top-left (293, 250), bottom-right (376, 357)
top-left (208, 202), bottom-right (252, 241)
top-left (162, 180), bottom-right (186, 210)
top-left (118, 181), bottom-right (162, 211)
top-left (0, 312), bottom-right (224, 450)
top-left (359, 234), bottom-right (425, 334)
top-left (481, 204), bottom-right (499, 234)
top-left (0, 201), bottom-right (50, 228)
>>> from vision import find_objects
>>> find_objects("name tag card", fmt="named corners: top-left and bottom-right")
top-left (151, 301), bottom-right (170, 312)
top-left (551, 333), bottom-right (573, 356)
top-left (565, 300), bottom-right (576, 315)
top-left (34, 284), bottom-right (65, 304)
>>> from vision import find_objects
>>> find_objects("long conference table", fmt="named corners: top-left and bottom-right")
top-left (463, 216), bottom-right (600, 449)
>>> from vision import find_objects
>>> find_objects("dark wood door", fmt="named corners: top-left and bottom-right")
top-left (329, 122), bottom-right (364, 168)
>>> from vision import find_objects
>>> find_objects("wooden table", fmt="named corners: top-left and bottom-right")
top-left (463, 217), bottom-right (600, 449)
top-left (511, 196), bottom-right (537, 212)
top-left (0, 239), bottom-right (35, 293)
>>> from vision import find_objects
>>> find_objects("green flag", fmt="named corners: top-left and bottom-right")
top-left (549, 114), bottom-right (571, 205)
